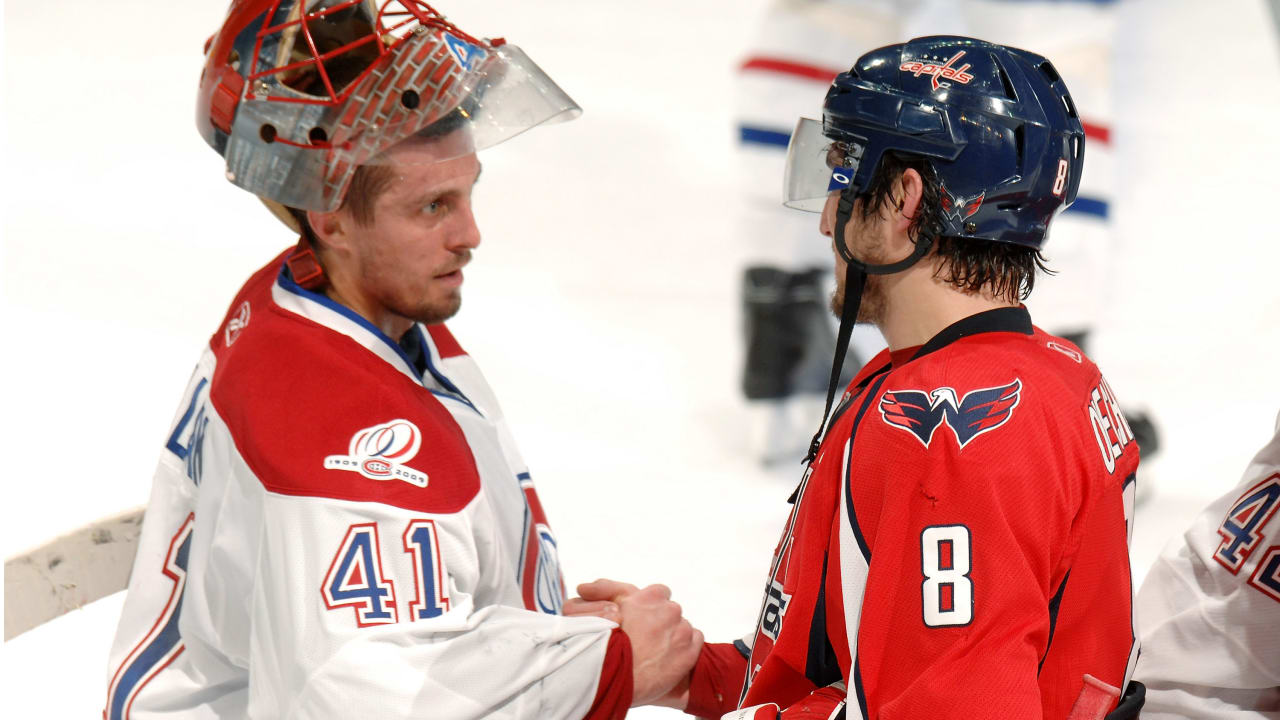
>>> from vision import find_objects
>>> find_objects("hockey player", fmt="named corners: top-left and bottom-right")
top-left (734, 0), bottom-right (1160, 472)
top-left (1134, 411), bottom-right (1280, 718)
top-left (103, 2), bottom-right (700, 717)
top-left (582, 36), bottom-right (1144, 718)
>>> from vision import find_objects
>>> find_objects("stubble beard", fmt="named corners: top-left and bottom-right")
top-left (830, 273), bottom-right (884, 325)
top-left (408, 290), bottom-right (462, 326)
top-left (830, 222), bottom-right (886, 325)
top-left (376, 253), bottom-right (469, 327)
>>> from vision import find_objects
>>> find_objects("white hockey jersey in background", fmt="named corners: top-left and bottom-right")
top-left (104, 250), bottom-right (622, 719)
top-left (1135, 411), bottom-right (1280, 718)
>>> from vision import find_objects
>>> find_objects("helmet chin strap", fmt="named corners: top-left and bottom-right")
top-left (801, 184), bottom-right (934, 467)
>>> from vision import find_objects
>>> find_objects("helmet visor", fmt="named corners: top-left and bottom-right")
top-left (782, 117), bottom-right (866, 212)
top-left (336, 41), bottom-right (581, 169)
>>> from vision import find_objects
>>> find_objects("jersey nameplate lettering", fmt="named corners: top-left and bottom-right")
top-left (1086, 378), bottom-right (1133, 473)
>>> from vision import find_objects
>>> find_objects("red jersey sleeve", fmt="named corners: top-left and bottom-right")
top-left (584, 629), bottom-right (633, 720)
top-left (685, 642), bottom-right (750, 718)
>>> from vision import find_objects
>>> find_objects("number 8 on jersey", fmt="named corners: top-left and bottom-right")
top-left (921, 525), bottom-right (973, 627)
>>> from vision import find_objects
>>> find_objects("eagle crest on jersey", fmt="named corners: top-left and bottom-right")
top-left (878, 379), bottom-right (1022, 449)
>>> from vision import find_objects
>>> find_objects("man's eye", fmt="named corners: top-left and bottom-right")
top-left (423, 200), bottom-right (443, 215)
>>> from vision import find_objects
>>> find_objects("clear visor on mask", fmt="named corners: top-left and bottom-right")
top-left (782, 117), bottom-right (865, 212)
top-left (335, 42), bottom-right (580, 169)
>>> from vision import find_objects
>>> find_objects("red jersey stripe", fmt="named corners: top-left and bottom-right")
top-left (1083, 121), bottom-right (1110, 145)
top-left (740, 56), bottom-right (842, 83)
top-left (427, 324), bottom-right (467, 359)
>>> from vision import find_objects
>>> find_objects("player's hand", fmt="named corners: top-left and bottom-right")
top-left (563, 578), bottom-right (638, 623)
top-left (611, 583), bottom-right (704, 707)
top-left (562, 598), bottom-right (619, 623)
top-left (575, 578), bottom-right (640, 602)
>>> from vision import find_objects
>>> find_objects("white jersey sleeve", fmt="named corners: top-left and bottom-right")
top-left (105, 256), bottom-right (621, 719)
top-left (1134, 411), bottom-right (1280, 718)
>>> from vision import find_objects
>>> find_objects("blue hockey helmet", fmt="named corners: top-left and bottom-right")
top-left (783, 35), bottom-right (1085, 250)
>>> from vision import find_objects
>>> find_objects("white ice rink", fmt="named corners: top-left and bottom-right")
top-left (4, 0), bottom-right (1279, 716)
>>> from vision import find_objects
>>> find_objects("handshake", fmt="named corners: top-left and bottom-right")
top-left (565, 579), bottom-right (705, 709)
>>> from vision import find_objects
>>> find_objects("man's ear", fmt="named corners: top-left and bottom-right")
top-left (306, 209), bottom-right (349, 252)
top-left (894, 168), bottom-right (925, 235)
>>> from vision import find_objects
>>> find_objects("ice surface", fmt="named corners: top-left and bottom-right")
top-left (3, 0), bottom-right (1279, 716)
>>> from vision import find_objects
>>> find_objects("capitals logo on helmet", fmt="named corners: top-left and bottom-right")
top-left (940, 184), bottom-right (985, 222)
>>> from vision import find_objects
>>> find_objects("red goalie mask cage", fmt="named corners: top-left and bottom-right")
top-left (197, 0), bottom-right (580, 213)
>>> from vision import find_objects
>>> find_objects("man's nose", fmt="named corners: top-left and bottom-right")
top-left (452, 205), bottom-right (481, 250)
top-left (819, 193), bottom-right (839, 238)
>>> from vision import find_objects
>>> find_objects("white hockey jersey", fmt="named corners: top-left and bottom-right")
top-left (104, 250), bottom-right (626, 719)
top-left (1134, 411), bottom-right (1280, 718)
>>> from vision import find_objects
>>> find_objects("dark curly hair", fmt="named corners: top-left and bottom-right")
top-left (858, 151), bottom-right (1052, 303)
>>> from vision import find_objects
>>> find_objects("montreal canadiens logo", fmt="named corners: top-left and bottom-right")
top-left (323, 419), bottom-right (429, 488)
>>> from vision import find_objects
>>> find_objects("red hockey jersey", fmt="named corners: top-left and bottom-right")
top-left (692, 307), bottom-right (1140, 719)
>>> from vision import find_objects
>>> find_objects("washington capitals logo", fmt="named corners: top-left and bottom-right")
top-left (940, 184), bottom-right (984, 222)
top-left (900, 51), bottom-right (975, 91)
top-left (879, 379), bottom-right (1022, 449)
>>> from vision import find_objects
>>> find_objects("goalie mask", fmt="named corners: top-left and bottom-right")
top-left (196, 0), bottom-right (579, 217)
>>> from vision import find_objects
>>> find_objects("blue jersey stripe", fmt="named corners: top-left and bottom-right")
top-left (411, 326), bottom-right (478, 413)
top-left (739, 125), bottom-right (791, 149)
top-left (107, 529), bottom-right (193, 720)
top-left (278, 264), bottom-right (421, 373)
top-left (1064, 196), bottom-right (1109, 219)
